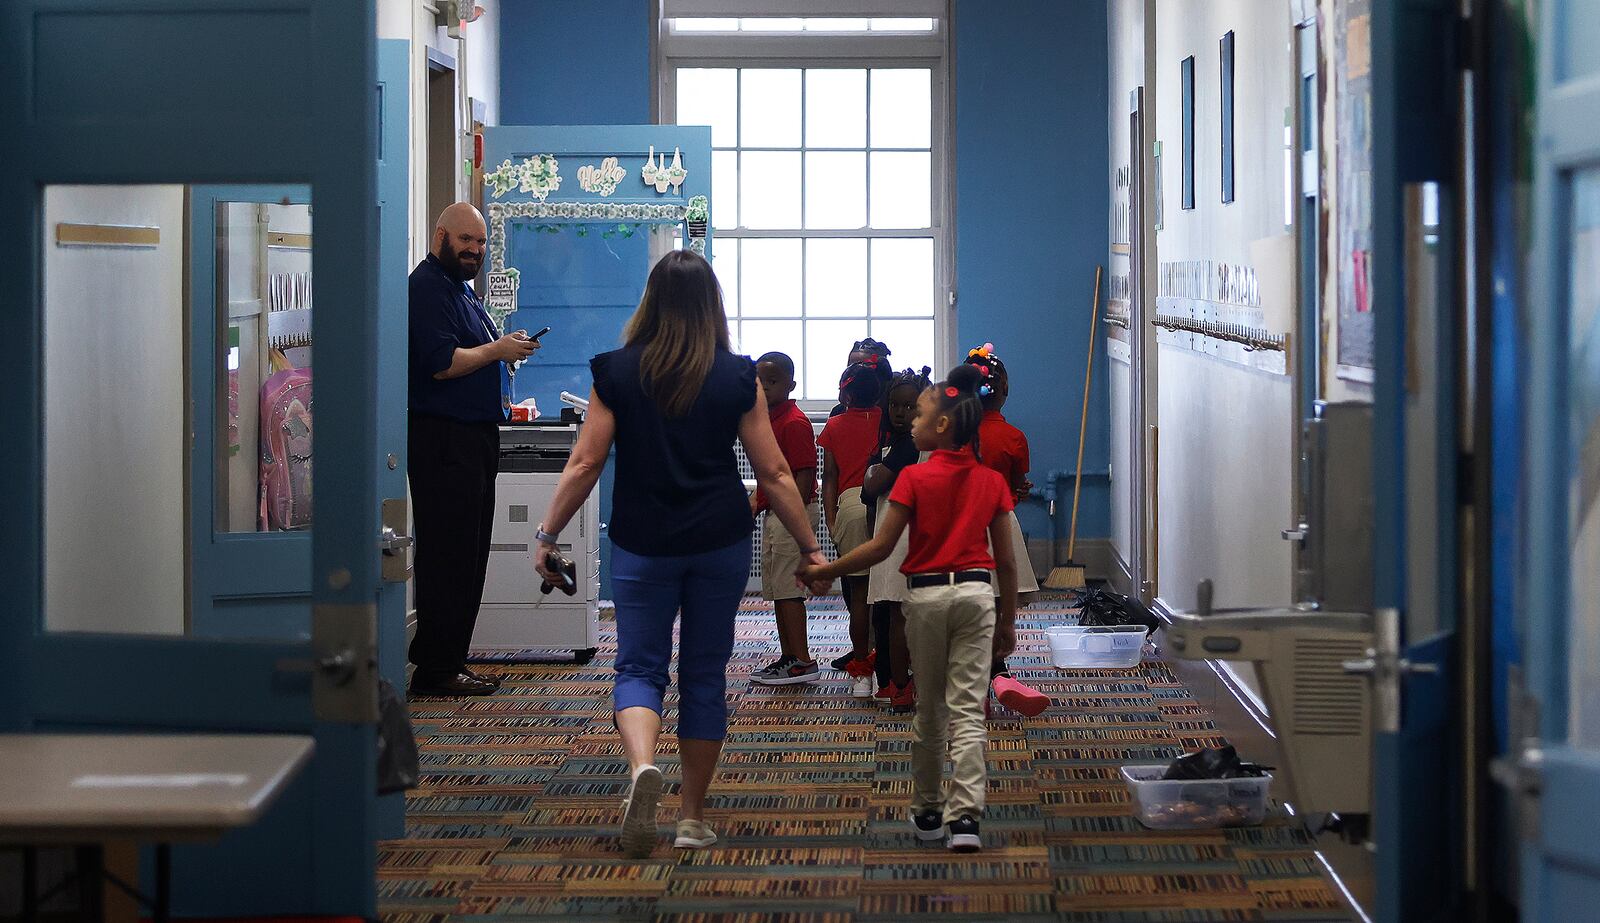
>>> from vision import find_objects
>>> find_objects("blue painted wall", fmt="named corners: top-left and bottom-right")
top-left (500, 0), bottom-right (652, 126)
top-left (499, 0), bottom-right (651, 597)
top-left (953, 0), bottom-right (1111, 552)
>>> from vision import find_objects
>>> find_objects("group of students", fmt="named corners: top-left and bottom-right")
top-left (745, 337), bottom-right (1043, 851)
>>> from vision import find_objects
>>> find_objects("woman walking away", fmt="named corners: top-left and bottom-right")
top-left (801, 364), bottom-right (1018, 852)
top-left (535, 250), bottom-right (825, 858)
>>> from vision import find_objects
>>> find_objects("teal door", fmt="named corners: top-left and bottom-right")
top-left (1516, 1), bottom-right (1600, 916)
top-left (1368, 2), bottom-right (1465, 919)
top-left (0, 2), bottom-right (388, 915)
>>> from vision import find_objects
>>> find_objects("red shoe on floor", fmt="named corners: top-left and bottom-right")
top-left (890, 679), bottom-right (916, 709)
top-left (845, 653), bottom-right (876, 677)
top-left (875, 680), bottom-right (899, 701)
top-left (991, 673), bottom-right (1049, 717)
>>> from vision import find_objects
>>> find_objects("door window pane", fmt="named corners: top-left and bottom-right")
top-left (870, 318), bottom-right (935, 374)
top-left (871, 238), bottom-right (935, 316)
top-left (1569, 166), bottom-right (1600, 746)
top-left (805, 320), bottom-right (870, 401)
top-left (740, 69), bottom-right (801, 147)
top-left (739, 238), bottom-right (802, 316)
top-left (806, 238), bottom-right (868, 316)
top-left (43, 185), bottom-right (188, 635)
top-left (870, 152), bottom-right (932, 229)
top-left (805, 152), bottom-right (866, 229)
top-left (676, 68), bottom-right (738, 147)
top-left (806, 69), bottom-right (866, 147)
top-left (870, 69), bottom-right (932, 148)
top-left (741, 151), bottom-right (802, 229)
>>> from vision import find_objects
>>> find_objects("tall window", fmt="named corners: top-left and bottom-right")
top-left (661, 8), bottom-right (949, 402)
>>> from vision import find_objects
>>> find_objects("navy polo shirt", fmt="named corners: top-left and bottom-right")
top-left (408, 254), bottom-right (506, 423)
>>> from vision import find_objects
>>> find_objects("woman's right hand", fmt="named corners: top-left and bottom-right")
top-left (797, 549), bottom-right (831, 595)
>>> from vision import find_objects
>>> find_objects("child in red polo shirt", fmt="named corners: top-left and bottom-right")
top-left (817, 357), bottom-right (886, 696)
top-left (750, 352), bottom-right (822, 685)
top-left (802, 364), bottom-right (1018, 853)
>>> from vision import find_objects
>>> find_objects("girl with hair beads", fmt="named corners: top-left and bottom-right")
top-left (818, 357), bottom-right (887, 695)
top-left (802, 365), bottom-right (1019, 853)
top-left (861, 366), bottom-right (932, 709)
top-left (965, 344), bottom-right (1049, 718)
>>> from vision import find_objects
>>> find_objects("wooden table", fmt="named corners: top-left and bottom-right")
top-left (0, 734), bottom-right (315, 922)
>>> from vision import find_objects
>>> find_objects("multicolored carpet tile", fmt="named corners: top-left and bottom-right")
top-left (380, 597), bottom-right (1355, 922)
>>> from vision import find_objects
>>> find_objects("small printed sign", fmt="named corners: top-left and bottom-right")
top-left (485, 271), bottom-right (519, 316)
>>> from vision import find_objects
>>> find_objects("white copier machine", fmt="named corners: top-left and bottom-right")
top-left (472, 412), bottom-right (601, 663)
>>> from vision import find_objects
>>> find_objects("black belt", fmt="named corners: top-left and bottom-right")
top-left (906, 570), bottom-right (992, 589)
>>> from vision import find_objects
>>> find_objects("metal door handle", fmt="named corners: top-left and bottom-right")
top-left (1281, 526), bottom-right (1307, 541)
top-left (380, 526), bottom-right (413, 554)
top-left (275, 648), bottom-right (360, 686)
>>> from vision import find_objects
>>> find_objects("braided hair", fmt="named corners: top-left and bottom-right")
top-left (963, 342), bottom-right (1009, 410)
top-left (931, 364), bottom-right (986, 456)
top-left (839, 354), bottom-right (889, 409)
top-left (879, 365), bottom-right (933, 450)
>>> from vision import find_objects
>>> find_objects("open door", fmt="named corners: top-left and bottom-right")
top-left (1510, 1), bottom-right (1600, 916)
top-left (0, 3), bottom-right (388, 915)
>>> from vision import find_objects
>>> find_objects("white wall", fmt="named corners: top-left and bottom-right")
top-left (1106, 0), bottom-right (1145, 579)
top-left (43, 186), bottom-right (186, 636)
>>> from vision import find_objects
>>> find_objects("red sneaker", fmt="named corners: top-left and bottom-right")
top-left (845, 656), bottom-right (875, 678)
top-left (890, 679), bottom-right (917, 708)
top-left (991, 673), bottom-right (1049, 717)
top-left (875, 680), bottom-right (899, 702)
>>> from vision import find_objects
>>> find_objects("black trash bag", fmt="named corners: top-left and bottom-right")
top-left (377, 677), bottom-right (420, 795)
top-left (1072, 586), bottom-right (1161, 635)
top-left (1162, 745), bottom-right (1273, 780)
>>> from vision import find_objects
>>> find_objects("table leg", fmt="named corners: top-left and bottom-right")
top-left (153, 844), bottom-right (171, 923)
top-left (74, 845), bottom-right (104, 922)
top-left (21, 846), bottom-right (38, 923)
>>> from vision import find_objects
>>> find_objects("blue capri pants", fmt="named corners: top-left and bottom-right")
top-left (610, 537), bottom-right (752, 741)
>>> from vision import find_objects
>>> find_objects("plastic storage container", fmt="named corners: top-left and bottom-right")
top-left (1119, 765), bottom-right (1273, 829)
top-left (1045, 624), bottom-right (1147, 668)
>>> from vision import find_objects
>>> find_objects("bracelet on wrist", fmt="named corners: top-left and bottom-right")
top-left (536, 525), bottom-right (560, 545)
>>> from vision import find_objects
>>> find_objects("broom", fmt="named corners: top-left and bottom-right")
top-left (1044, 265), bottom-right (1102, 590)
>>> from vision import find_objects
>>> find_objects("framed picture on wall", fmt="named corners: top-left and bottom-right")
top-left (1221, 31), bottom-right (1235, 204)
top-left (1181, 55), bottom-right (1195, 210)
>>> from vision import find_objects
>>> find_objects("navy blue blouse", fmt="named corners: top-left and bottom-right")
top-left (408, 254), bottom-right (505, 423)
top-left (592, 346), bottom-right (757, 557)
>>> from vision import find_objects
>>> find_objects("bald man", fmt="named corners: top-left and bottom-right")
top-left (408, 203), bottom-right (538, 697)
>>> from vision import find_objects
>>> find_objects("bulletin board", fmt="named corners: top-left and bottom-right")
top-left (1334, 0), bottom-right (1375, 376)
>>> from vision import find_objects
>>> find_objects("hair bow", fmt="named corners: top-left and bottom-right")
top-left (944, 386), bottom-right (959, 398)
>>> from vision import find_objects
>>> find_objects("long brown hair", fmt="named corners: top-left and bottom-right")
top-left (622, 249), bottom-right (731, 417)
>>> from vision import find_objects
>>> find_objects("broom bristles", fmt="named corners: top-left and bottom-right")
top-left (1043, 562), bottom-right (1087, 590)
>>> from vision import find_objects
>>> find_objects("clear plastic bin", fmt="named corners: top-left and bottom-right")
top-left (1119, 765), bottom-right (1273, 829)
top-left (1045, 624), bottom-right (1147, 669)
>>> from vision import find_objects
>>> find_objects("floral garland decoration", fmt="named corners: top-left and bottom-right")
top-left (483, 154), bottom-right (564, 201)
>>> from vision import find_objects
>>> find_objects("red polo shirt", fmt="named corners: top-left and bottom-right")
top-left (889, 448), bottom-right (1014, 574)
top-left (817, 406), bottom-right (882, 492)
top-left (978, 410), bottom-right (1030, 490)
top-left (754, 399), bottom-right (817, 512)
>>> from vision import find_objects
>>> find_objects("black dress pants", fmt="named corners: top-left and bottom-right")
top-left (408, 414), bottom-right (499, 682)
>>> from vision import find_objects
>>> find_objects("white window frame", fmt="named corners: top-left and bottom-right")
top-left (656, 2), bottom-right (955, 410)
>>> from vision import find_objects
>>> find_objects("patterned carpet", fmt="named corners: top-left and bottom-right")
top-left (380, 597), bottom-right (1355, 922)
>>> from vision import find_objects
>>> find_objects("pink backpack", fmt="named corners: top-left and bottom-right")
top-left (259, 367), bottom-right (313, 531)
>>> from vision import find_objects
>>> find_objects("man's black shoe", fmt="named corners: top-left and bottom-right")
top-left (463, 668), bottom-right (502, 687)
top-left (410, 672), bottom-right (498, 697)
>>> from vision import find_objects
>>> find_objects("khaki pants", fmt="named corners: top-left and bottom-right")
top-left (762, 502), bottom-right (820, 600)
top-left (903, 579), bottom-right (996, 819)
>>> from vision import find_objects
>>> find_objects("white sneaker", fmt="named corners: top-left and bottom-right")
top-left (674, 818), bottom-right (719, 848)
top-left (620, 765), bottom-right (662, 858)
top-left (852, 674), bottom-right (875, 698)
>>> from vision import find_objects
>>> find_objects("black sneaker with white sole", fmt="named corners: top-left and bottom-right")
top-left (946, 815), bottom-right (981, 852)
top-left (752, 656), bottom-right (793, 683)
top-left (912, 808), bottom-right (944, 842)
top-left (752, 657), bottom-right (820, 686)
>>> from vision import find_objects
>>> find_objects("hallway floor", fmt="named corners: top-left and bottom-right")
top-left (380, 597), bottom-right (1355, 922)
